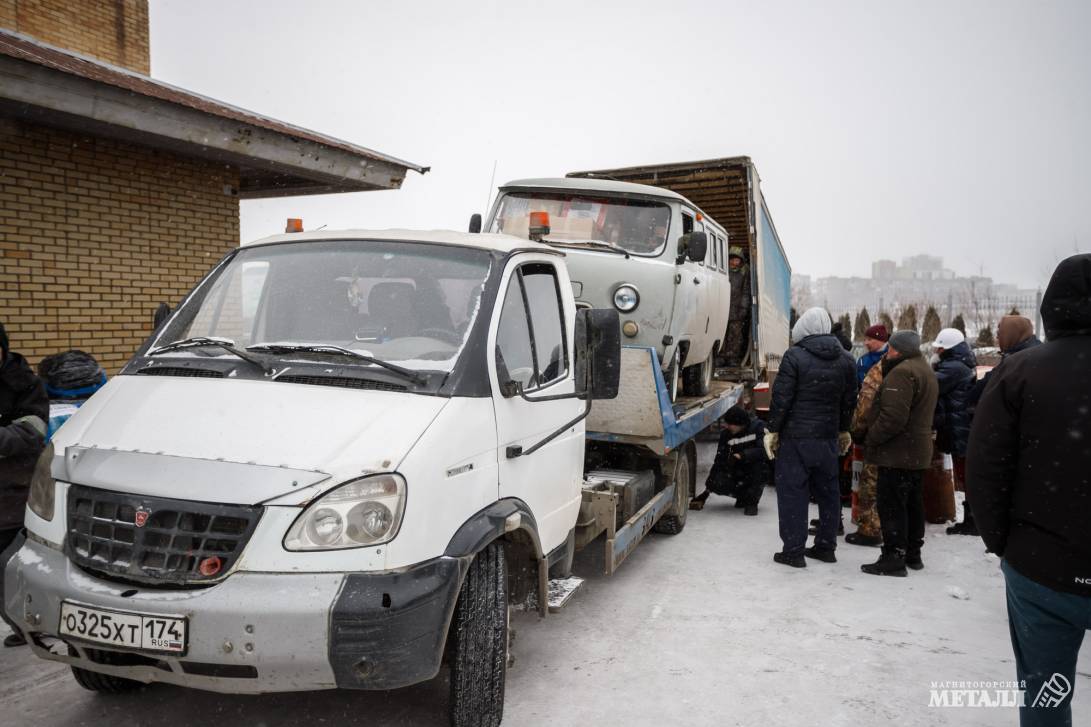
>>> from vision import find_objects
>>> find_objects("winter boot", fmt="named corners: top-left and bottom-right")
top-left (804, 546), bottom-right (837, 563)
top-left (734, 500), bottom-right (747, 509)
top-left (861, 549), bottom-right (908, 577)
top-left (773, 552), bottom-right (806, 568)
top-left (845, 532), bottom-right (882, 547)
top-left (946, 520), bottom-right (979, 536)
top-left (689, 491), bottom-right (710, 511)
top-left (744, 505), bottom-right (758, 516)
top-left (906, 553), bottom-right (924, 571)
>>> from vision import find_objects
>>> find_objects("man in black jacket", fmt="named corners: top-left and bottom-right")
top-left (766, 307), bottom-right (858, 567)
top-left (690, 406), bottom-right (770, 516)
top-left (967, 254), bottom-right (1091, 727)
top-left (0, 321), bottom-right (49, 647)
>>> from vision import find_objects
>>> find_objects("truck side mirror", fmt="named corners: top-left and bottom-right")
top-left (574, 308), bottom-right (621, 400)
top-left (152, 302), bottom-right (171, 329)
top-left (685, 231), bottom-right (708, 263)
top-left (468, 213), bottom-right (482, 234)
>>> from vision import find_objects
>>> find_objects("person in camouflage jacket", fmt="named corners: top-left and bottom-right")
top-left (848, 361), bottom-right (884, 546)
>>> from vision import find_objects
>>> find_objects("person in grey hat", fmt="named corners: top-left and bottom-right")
top-left (860, 330), bottom-right (939, 576)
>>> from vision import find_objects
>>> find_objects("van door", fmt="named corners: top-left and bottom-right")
top-left (680, 212), bottom-right (713, 364)
top-left (489, 258), bottom-right (584, 554)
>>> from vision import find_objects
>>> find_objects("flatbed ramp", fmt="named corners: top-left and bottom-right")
top-left (577, 346), bottom-right (743, 573)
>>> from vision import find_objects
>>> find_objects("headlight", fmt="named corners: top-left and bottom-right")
top-left (613, 284), bottom-right (639, 312)
top-left (27, 443), bottom-right (55, 522)
top-left (284, 474), bottom-right (406, 551)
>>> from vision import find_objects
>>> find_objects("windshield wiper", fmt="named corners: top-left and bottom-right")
top-left (541, 239), bottom-right (630, 257)
top-left (246, 343), bottom-right (427, 385)
top-left (147, 336), bottom-right (275, 375)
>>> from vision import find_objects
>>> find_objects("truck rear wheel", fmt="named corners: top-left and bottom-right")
top-left (449, 542), bottom-right (508, 727)
top-left (70, 666), bottom-right (142, 693)
top-left (654, 443), bottom-right (695, 535)
top-left (681, 351), bottom-right (713, 397)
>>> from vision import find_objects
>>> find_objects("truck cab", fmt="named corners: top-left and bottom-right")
top-left (3, 229), bottom-right (619, 726)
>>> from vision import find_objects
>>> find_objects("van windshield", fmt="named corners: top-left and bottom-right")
top-left (491, 192), bottom-right (671, 256)
top-left (151, 240), bottom-right (492, 373)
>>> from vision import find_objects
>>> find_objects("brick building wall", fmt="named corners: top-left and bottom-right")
top-left (0, 0), bottom-right (149, 73)
top-left (0, 120), bottom-right (239, 373)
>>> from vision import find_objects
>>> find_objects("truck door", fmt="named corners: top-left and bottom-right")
top-left (678, 210), bottom-right (713, 364)
top-left (489, 257), bottom-right (584, 555)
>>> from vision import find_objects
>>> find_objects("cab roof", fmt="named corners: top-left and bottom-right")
top-left (243, 228), bottom-right (558, 255)
top-left (500, 176), bottom-right (690, 204)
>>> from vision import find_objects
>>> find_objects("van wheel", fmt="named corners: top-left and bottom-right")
top-left (70, 666), bottom-right (142, 693)
top-left (449, 543), bottom-right (508, 727)
top-left (682, 351), bottom-right (713, 397)
top-left (654, 444), bottom-right (694, 535)
top-left (664, 349), bottom-right (680, 403)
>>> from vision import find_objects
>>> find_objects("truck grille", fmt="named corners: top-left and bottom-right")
top-left (66, 484), bottom-right (261, 587)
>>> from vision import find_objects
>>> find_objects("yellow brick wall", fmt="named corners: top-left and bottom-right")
top-left (0, 120), bottom-right (240, 374)
top-left (0, 0), bottom-right (150, 74)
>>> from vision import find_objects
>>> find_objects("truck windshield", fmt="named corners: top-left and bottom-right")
top-left (151, 240), bottom-right (492, 373)
top-left (491, 192), bottom-right (671, 256)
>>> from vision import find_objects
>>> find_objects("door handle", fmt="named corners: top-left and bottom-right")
top-left (693, 278), bottom-right (701, 285)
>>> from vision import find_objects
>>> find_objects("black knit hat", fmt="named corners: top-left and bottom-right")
top-left (722, 405), bottom-right (750, 427)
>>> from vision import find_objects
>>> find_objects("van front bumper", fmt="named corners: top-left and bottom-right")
top-left (3, 535), bottom-right (468, 693)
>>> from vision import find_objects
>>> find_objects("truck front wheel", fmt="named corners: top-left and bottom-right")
top-left (449, 542), bottom-right (508, 727)
top-left (70, 666), bottom-right (142, 693)
top-left (681, 351), bottom-right (713, 397)
top-left (653, 443), bottom-right (695, 534)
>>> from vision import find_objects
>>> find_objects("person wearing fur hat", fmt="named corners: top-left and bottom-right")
top-left (860, 330), bottom-right (939, 576)
top-left (766, 307), bottom-right (858, 567)
top-left (0, 321), bottom-right (50, 647)
top-left (690, 405), bottom-right (770, 516)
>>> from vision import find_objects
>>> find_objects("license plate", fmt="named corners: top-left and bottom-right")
top-left (59, 601), bottom-right (187, 654)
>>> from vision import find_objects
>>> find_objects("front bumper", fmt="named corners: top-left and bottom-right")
top-left (3, 536), bottom-right (467, 693)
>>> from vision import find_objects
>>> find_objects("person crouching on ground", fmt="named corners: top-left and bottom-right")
top-left (860, 330), bottom-right (938, 577)
top-left (690, 406), bottom-right (770, 516)
top-left (766, 307), bottom-right (857, 568)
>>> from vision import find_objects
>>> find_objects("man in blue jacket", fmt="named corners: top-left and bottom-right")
top-left (766, 307), bottom-right (858, 567)
top-left (857, 324), bottom-right (889, 385)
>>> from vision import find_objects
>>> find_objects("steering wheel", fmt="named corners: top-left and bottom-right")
top-left (417, 328), bottom-right (462, 345)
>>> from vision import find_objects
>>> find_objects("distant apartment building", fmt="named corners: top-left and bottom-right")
top-left (797, 255), bottom-right (1041, 336)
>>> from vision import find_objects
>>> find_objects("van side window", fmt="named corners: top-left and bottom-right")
top-left (718, 236), bottom-right (725, 271)
top-left (682, 212), bottom-right (694, 235)
top-left (495, 263), bottom-right (568, 391)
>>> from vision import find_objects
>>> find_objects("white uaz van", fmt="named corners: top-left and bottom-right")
top-left (3, 229), bottom-right (619, 727)
top-left (487, 177), bottom-right (731, 400)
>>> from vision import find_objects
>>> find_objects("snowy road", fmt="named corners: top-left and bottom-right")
top-left (2, 441), bottom-right (1088, 726)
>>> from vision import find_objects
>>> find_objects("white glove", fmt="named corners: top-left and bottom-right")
top-left (763, 432), bottom-right (780, 460)
top-left (838, 432), bottom-right (853, 456)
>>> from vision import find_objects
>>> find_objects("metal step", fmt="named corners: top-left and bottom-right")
top-left (546, 577), bottom-right (584, 613)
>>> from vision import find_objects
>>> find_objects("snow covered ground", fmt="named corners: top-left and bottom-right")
top-left (1, 440), bottom-right (1087, 726)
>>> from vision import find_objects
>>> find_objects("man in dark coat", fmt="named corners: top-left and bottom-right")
top-left (966, 254), bottom-right (1091, 727)
top-left (0, 321), bottom-right (49, 647)
top-left (860, 330), bottom-right (939, 577)
top-left (690, 406), bottom-right (770, 515)
top-left (766, 307), bottom-right (857, 567)
top-left (930, 328), bottom-right (978, 534)
top-left (967, 315), bottom-right (1041, 409)
top-left (723, 246), bottom-right (751, 366)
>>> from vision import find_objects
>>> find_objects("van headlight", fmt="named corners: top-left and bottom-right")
top-left (284, 474), bottom-right (406, 551)
top-left (613, 284), bottom-right (639, 312)
top-left (27, 443), bottom-right (56, 522)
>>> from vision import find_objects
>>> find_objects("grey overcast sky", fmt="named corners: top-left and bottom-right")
top-left (149, 0), bottom-right (1089, 289)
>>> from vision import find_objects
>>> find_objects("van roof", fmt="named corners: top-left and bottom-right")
top-left (243, 228), bottom-right (555, 255)
top-left (500, 177), bottom-right (690, 204)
